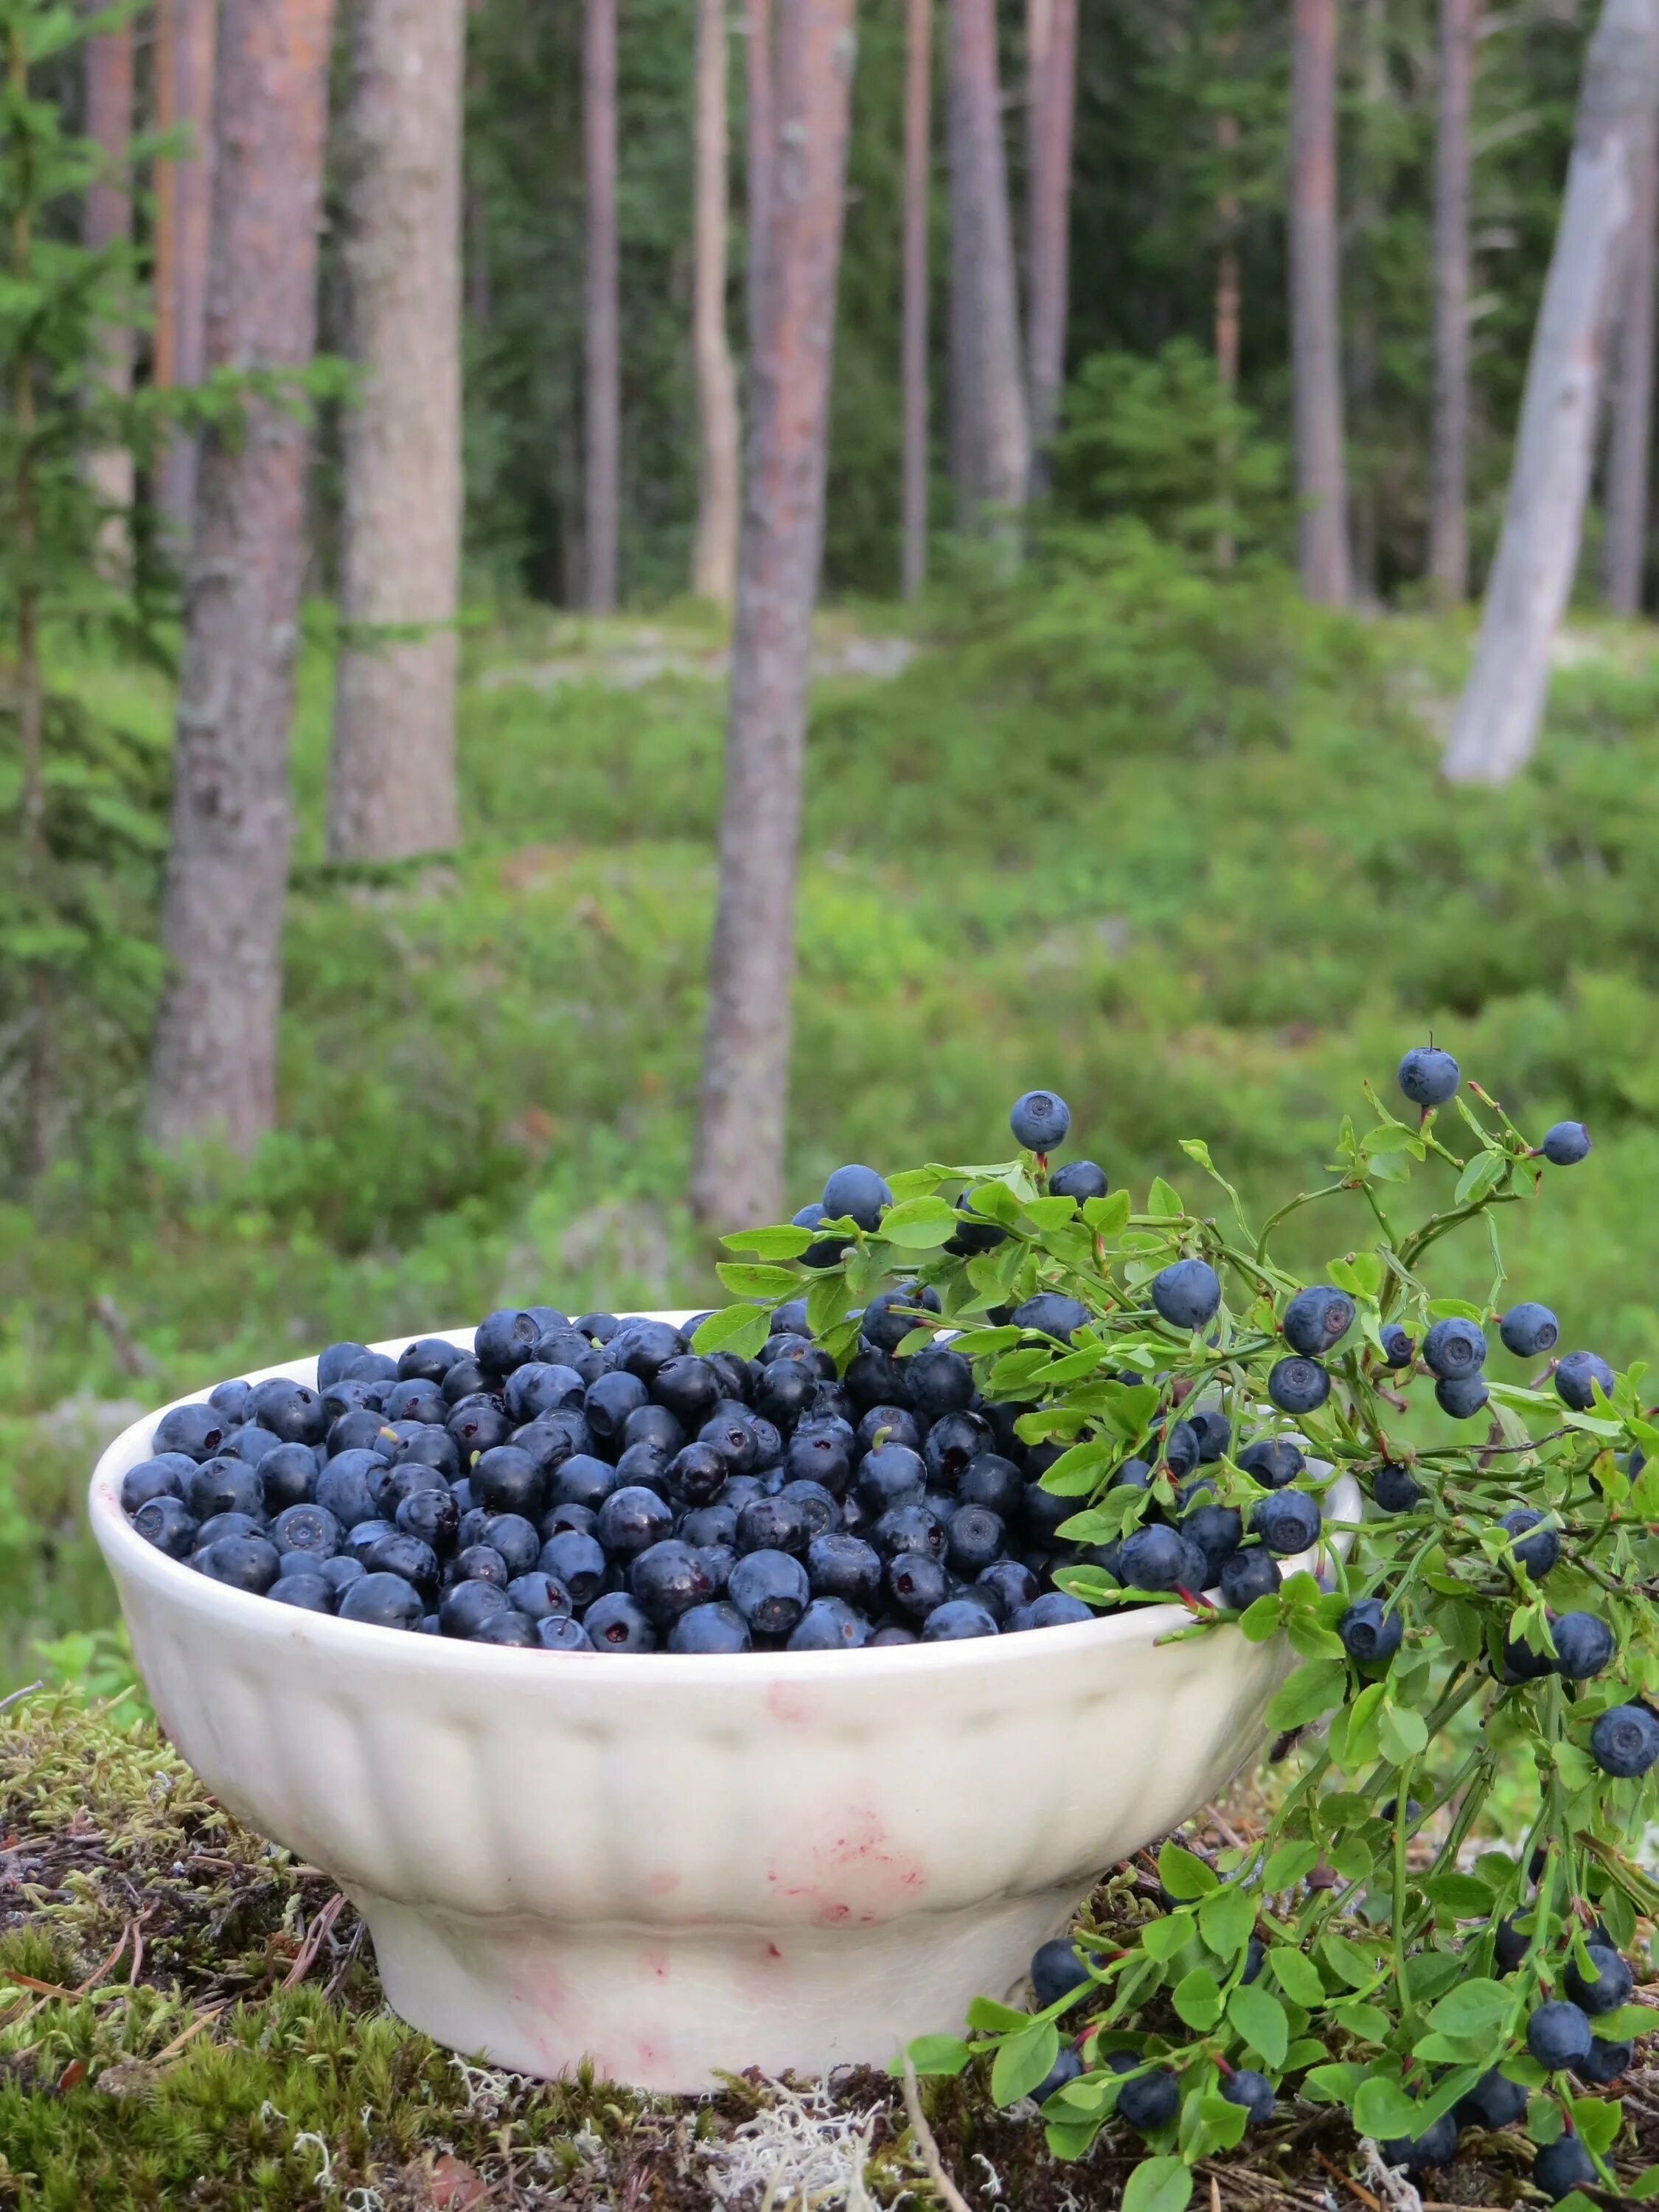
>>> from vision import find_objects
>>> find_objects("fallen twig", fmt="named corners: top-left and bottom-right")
top-left (900, 2054), bottom-right (975, 2212)
top-left (281, 1891), bottom-right (345, 1990)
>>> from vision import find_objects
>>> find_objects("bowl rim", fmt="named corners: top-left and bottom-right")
top-left (89, 1312), bottom-right (1360, 1685)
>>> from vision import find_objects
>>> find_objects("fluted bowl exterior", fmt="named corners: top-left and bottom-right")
top-left (90, 1315), bottom-right (1357, 2090)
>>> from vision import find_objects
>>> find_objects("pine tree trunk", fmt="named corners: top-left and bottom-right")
top-left (947, 30), bottom-right (981, 529)
top-left (584, 0), bottom-right (619, 616)
top-left (155, 0), bottom-right (217, 544)
top-left (1025, 0), bottom-right (1075, 491)
top-left (902, 0), bottom-right (931, 597)
top-left (692, 0), bottom-right (858, 1231)
top-left (146, 0), bottom-right (336, 1152)
top-left (1430, 0), bottom-right (1475, 605)
top-left (1289, 0), bottom-right (1352, 605)
top-left (693, 0), bottom-right (741, 608)
top-left (1445, 0), bottom-right (1659, 785)
top-left (1604, 89), bottom-right (1659, 613)
top-left (949, 0), bottom-right (1029, 535)
top-left (83, 8), bottom-right (134, 572)
top-left (1214, 35), bottom-right (1240, 571)
top-left (327, 0), bottom-right (465, 862)
top-left (745, 0), bottom-right (772, 358)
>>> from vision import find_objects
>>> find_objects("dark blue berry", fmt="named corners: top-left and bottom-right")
top-left (1011, 1291), bottom-right (1091, 1341)
top-left (597, 1485), bottom-right (675, 1559)
top-left (1338, 1598), bottom-right (1402, 1665)
top-left (207, 1378), bottom-right (252, 1422)
top-left (858, 1443), bottom-right (927, 1514)
top-left (1110, 2056), bottom-right (1180, 2134)
top-left (1565, 1943), bottom-right (1632, 2016)
top-left (1380, 1323), bottom-right (1414, 1367)
top-left (821, 1164), bottom-right (892, 1231)
top-left (1499, 1508), bottom-right (1559, 1580)
top-left (399, 1337), bottom-right (465, 1385)
top-left (469, 1608), bottom-right (539, 1646)
top-left (1251, 1490), bottom-right (1321, 1556)
top-left (793, 1203), bottom-right (850, 1267)
top-left (630, 1540), bottom-right (717, 1624)
top-left (1551, 1612), bottom-right (1613, 1680)
top-left (1378, 2111), bottom-right (1458, 2174)
top-left (554, 1454), bottom-right (621, 1512)
top-left (736, 1492), bottom-right (810, 1556)
top-left (1009, 1591), bottom-right (1093, 1632)
top-left (537, 1615), bottom-right (594, 1652)
top-left (1435, 1374), bottom-right (1489, 1419)
top-left (446, 1394), bottom-right (513, 1461)
top-left (1030, 1938), bottom-right (1095, 2006)
top-left (1151, 1259), bottom-right (1221, 1331)
top-left (466, 1445), bottom-right (543, 1518)
top-left (1237, 1437), bottom-right (1304, 1489)
top-left (788, 1597), bottom-right (871, 1649)
top-left (906, 1346), bottom-right (974, 1418)
top-left (1541, 1121), bottom-right (1590, 1166)
top-left (249, 1379), bottom-right (327, 1447)
top-left (1161, 1420), bottom-right (1200, 1477)
top-left (1048, 1160), bottom-right (1107, 1203)
top-left (538, 1530), bottom-right (609, 1604)
top-left (451, 1542), bottom-right (511, 1587)
top-left (1500, 1303), bottom-right (1559, 1358)
top-left (1267, 1357), bottom-right (1329, 1415)
top-left (197, 1534), bottom-right (280, 1593)
top-left (582, 1590), bottom-right (658, 1651)
top-left (269, 1573), bottom-right (336, 1613)
top-left (119, 1455), bottom-right (192, 1514)
top-left (1423, 1317), bottom-right (1488, 1379)
top-left (1494, 1913), bottom-right (1531, 1971)
top-left (1032, 2048), bottom-right (1082, 2104)
top-left (507, 1571), bottom-right (574, 1622)
top-left (1555, 1350), bottom-right (1615, 1411)
top-left (439, 1578), bottom-right (511, 1636)
top-left (1532, 2134), bottom-right (1595, 2201)
top-left (945, 1504), bottom-right (1006, 1576)
top-left (395, 1485), bottom-right (459, 1552)
top-left (476, 1513), bottom-right (540, 1576)
top-left (872, 1501), bottom-right (947, 1562)
top-left (1397, 1046), bottom-right (1459, 1107)
top-left (1221, 2070), bottom-right (1274, 2127)
top-left (1181, 1503), bottom-right (1242, 1587)
top-left (1454, 2067), bottom-right (1528, 2132)
top-left (978, 1559), bottom-right (1038, 1615)
top-left (922, 1598), bottom-right (999, 1639)
top-left (1573, 2037), bottom-right (1632, 2085)
top-left (958, 1453), bottom-right (1023, 1519)
top-left (1526, 2000), bottom-right (1593, 2070)
top-left (473, 1309), bottom-right (540, 1374)
top-left (1372, 1461), bottom-right (1424, 1512)
top-left (1220, 1548), bottom-right (1281, 1609)
top-left (1188, 1409), bottom-right (1231, 1463)
top-left (1009, 1090), bottom-right (1071, 1150)
top-left (668, 1601), bottom-right (752, 1652)
top-left (153, 1402), bottom-right (228, 1462)
top-left (700, 1408), bottom-right (762, 1477)
top-left (1282, 1286), bottom-right (1355, 1357)
top-left (728, 1549), bottom-right (810, 1634)
top-left (132, 1495), bottom-right (200, 1557)
top-left (187, 1456), bottom-right (265, 1523)
top-left (887, 1550), bottom-right (950, 1621)
top-left (339, 1570), bottom-right (423, 1631)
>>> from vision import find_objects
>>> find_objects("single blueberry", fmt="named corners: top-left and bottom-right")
top-left (1237, 1437), bottom-right (1305, 1489)
top-left (792, 1201), bottom-right (850, 1268)
top-left (857, 1443), bottom-right (927, 1516)
top-left (1564, 1942), bottom-right (1632, 2017)
top-left (361, 1530), bottom-right (440, 1594)
top-left (630, 1539), bottom-right (717, 1624)
top-left (536, 1614), bottom-right (594, 1652)
top-left (472, 1309), bottom-right (540, 1375)
top-left (187, 1456), bottom-right (265, 1523)
top-left (581, 1590), bottom-right (658, 1651)
top-left (1380, 1322), bottom-right (1414, 1368)
top-left (1119, 1524), bottom-right (1192, 1593)
top-left (1150, 1258), bottom-right (1222, 1332)
top-left (788, 1597), bottom-right (872, 1650)
top-left (872, 1501), bottom-right (947, 1562)
top-left (606, 1318), bottom-right (686, 1385)
top-left (1111, 1456), bottom-right (1155, 1492)
top-left (1494, 1912), bottom-right (1531, 1971)
top-left (668, 1600), bottom-right (753, 1652)
top-left (1338, 1598), bottom-right (1402, 1665)
top-left (1373, 1461), bottom-right (1424, 1513)
top-left (1532, 2134), bottom-right (1596, 2200)
top-left (780, 1480), bottom-right (840, 1541)
top-left (945, 1504), bottom-right (1006, 1577)
top-left (1221, 2070), bottom-right (1274, 2127)
top-left (1009, 1591), bottom-right (1093, 1632)
top-left (1435, 1374), bottom-right (1490, 1419)
top-left (700, 1408), bottom-right (762, 1478)
top-left (1499, 1508), bottom-right (1559, 1581)
top-left (1009, 1089), bottom-right (1071, 1151)
top-left (1502, 1628), bottom-right (1558, 1683)
top-left (327, 1407), bottom-right (394, 1459)
top-left (313, 1554), bottom-right (366, 1595)
top-left (268, 1572), bottom-right (337, 1614)
top-left (398, 1337), bottom-right (465, 1385)
top-left (447, 1394), bottom-right (513, 1462)
top-left (1551, 1611), bottom-right (1614, 1680)
top-left (844, 1345), bottom-right (911, 1411)
top-left (450, 1542), bottom-right (512, 1587)
top-left (554, 1453), bottom-right (622, 1513)
top-left (119, 1454), bottom-right (193, 1515)
top-left (1032, 2048), bottom-right (1082, 2104)
top-left (1161, 1419), bottom-right (1200, 1478)
top-left (956, 1453), bottom-right (1024, 1520)
top-left (1555, 1350), bottom-right (1615, 1412)
top-left (1282, 1286), bottom-right (1356, 1357)
top-left (728, 1548), bottom-right (810, 1635)
top-left (468, 1444), bottom-right (545, 1519)
top-left (271, 1501), bottom-right (341, 1559)
top-left (1011, 1291), bottom-right (1091, 1341)
top-left (1181, 1503), bottom-right (1242, 1587)
top-left (386, 1378), bottom-right (449, 1427)
top-left (1188, 1409), bottom-right (1231, 1464)
top-left (392, 1422), bottom-right (462, 1480)
top-left (207, 1377), bottom-right (252, 1422)
top-left (1267, 1357), bottom-right (1329, 1416)
top-left (476, 1513), bottom-right (541, 1576)
top-left (1378, 2110), bottom-right (1459, 2174)
top-left (921, 1599), bottom-right (1000, 1640)
top-left (1030, 1937), bottom-right (1093, 2008)
top-left (862, 1284), bottom-right (942, 1355)
top-left (248, 1378), bottom-right (327, 1447)
top-left (736, 1493), bottom-right (810, 1557)
top-left (821, 1164), bottom-right (892, 1232)
top-left (538, 1530), bottom-right (609, 1605)
top-left (1110, 2056), bottom-right (1180, 2134)
top-left (1251, 1489), bottom-right (1321, 1556)
top-left (255, 1442), bottom-right (317, 1514)
top-left (438, 1577), bottom-right (512, 1637)
top-left (807, 1533), bottom-right (884, 1606)
top-left (922, 1411), bottom-right (992, 1487)
top-left (467, 1608), bottom-right (538, 1646)
top-left (598, 1485), bottom-right (675, 1559)
top-left (153, 1402), bottom-right (227, 1463)
top-left (1397, 1046), bottom-right (1459, 1107)
top-left (869, 1624), bottom-right (917, 1646)
top-left (338, 1570), bottom-right (423, 1631)
top-left (504, 1362), bottom-right (588, 1426)
top-left (1526, 2000), bottom-right (1593, 2070)
top-left (192, 1511), bottom-right (265, 1551)
top-left (787, 1427), bottom-right (855, 1497)
top-left (1500, 1302), bottom-right (1559, 1359)
top-left (754, 1362), bottom-right (816, 1429)
top-left (1540, 1121), bottom-right (1590, 1167)
top-left (396, 1485), bottom-right (460, 1553)
top-left (978, 1559), bottom-right (1038, 1615)
top-left (1454, 2067), bottom-right (1528, 2132)
top-left (1422, 1316), bottom-right (1488, 1380)
top-left (1573, 2037), bottom-right (1632, 2086)
top-left (906, 1346), bottom-right (974, 1418)
top-left (1048, 1159), bottom-right (1107, 1203)
top-left (504, 1570), bottom-right (573, 1623)
top-left (887, 1550), bottom-right (950, 1621)
top-left (196, 1534), bottom-right (281, 1593)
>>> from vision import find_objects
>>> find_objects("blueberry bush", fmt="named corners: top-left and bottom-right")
top-left (695, 1052), bottom-right (1659, 2210)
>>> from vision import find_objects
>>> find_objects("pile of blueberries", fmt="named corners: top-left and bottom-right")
top-left (117, 1250), bottom-right (1321, 1655)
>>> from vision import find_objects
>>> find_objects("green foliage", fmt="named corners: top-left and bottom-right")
top-left (692, 1072), bottom-right (1652, 2202)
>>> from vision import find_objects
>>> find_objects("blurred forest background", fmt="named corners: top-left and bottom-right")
top-left (4, 0), bottom-right (1659, 1679)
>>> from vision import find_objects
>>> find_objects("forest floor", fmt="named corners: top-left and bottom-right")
top-left (7, 1689), bottom-right (1654, 2212)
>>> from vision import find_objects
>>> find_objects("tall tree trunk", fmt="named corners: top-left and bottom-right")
top-left (146, 0), bottom-right (336, 1152)
top-left (1430, 0), bottom-right (1475, 605)
top-left (154, 0), bottom-right (217, 544)
top-left (691, 0), bottom-right (858, 1230)
top-left (948, 0), bottom-right (1029, 537)
top-left (1214, 37), bottom-right (1240, 571)
top-left (82, 7), bottom-right (134, 572)
top-left (745, 0), bottom-right (772, 357)
top-left (584, 0), bottom-right (619, 616)
top-left (1346, 0), bottom-right (1388, 605)
top-left (902, 0), bottom-right (931, 597)
top-left (327, 0), bottom-right (466, 861)
top-left (1445, 0), bottom-right (1659, 785)
top-left (693, 0), bottom-right (741, 608)
top-left (1289, 0), bottom-right (1352, 605)
top-left (1604, 87), bottom-right (1659, 613)
top-left (947, 30), bottom-right (981, 529)
top-left (1025, 0), bottom-right (1075, 491)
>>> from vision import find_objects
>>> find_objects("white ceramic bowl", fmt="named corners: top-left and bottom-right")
top-left (89, 1315), bottom-right (1358, 2092)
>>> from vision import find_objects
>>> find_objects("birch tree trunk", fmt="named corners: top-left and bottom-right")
top-left (692, 0), bottom-right (858, 1229)
top-left (693, 0), bottom-right (741, 608)
top-left (949, 0), bottom-right (1029, 536)
top-left (154, 0), bottom-right (217, 545)
top-left (83, 8), bottom-right (133, 571)
top-left (902, 0), bottom-right (931, 597)
top-left (1604, 86), bottom-right (1659, 613)
top-left (327, 0), bottom-right (466, 861)
top-left (1430, 0), bottom-right (1475, 605)
top-left (1446, 0), bottom-right (1659, 784)
top-left (745, 0), bottom-right (772, 358)
top-left (146, 0), bottom-right (336, 1152)
top-left (1289, 0), bottom-right (1352, 605)
top-left (1025, 0), bottom-right (1075, 492)
top-left (584, 0), bottom-right (619, 615)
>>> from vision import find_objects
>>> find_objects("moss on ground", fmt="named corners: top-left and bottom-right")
top-left (1, 1691), bottom-right (1655, 2208)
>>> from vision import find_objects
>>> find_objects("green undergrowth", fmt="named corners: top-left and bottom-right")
top-left (7, 530), bottom-right (1659, 1673)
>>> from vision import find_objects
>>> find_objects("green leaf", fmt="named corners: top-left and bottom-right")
top-left (964, 1996), bottom-right (1032, 2034)
top-left (1263, 1841), bottom-right (1321, 1891)
top-left (1267, 1945), bottom-right (1325, 2007)
top-left (804, 1273), bottom-right (854, 1338)
top-left (1044, 2119), bottom-right (1102, 2161)
top-left (1228, 1982), bottom-right (1288, 2069)
top-left (1141, 1912), bottom-right (1197, 1961)
top-left (1197, 1884), bottom-right (1256, 1960)
top-left (1327, 1836), bottom-right (1373, 1883)
top-left (1378, 1701), bottom-right (1429, 1764)
top-left (1455, 1150), bottom-right (1506, 1204)
top-left (1158, 1842), bottom-right (1218, 1899)
top-left (1303, 2062), bottom-right (1364, 2106)
top-left (720, 1225), bottom-right (813, 1259)
top-left (894, 2034), bottom-right (972, 2076)
top-left (1329, 2000), bottom-right (1391, 2043)
top-left (1037, 1439), bottom-right (1111, 1495)
top-left (1285, 2037), bottom-right (1329, 2070)
top-left (1082, 1189), bottom-right (1132, 1234)
top-left (1423, 1872), bottom-right (1496, 1918)
top-left (1528, 2094), bottom-right (1564, 2144)
top-left (991, 2019), bottom-right (1060, 2105)
top-left (1238, 1592), bottom-right (1284, 1641)
top-left (1173, 1967), bottom-right (1224, 2030)
top-left (1121, 2156), bottom-right (1194, 2212)
top-left (1588, 2004), bottom-right (1652, 2039)
top-left (1145, 1178), bottom-right (1186, 1219)
top-left (1265, 1660), bottom-right (1347, 1731)
top-left (880, 1195), bottom-right (961, 1248)
top-left (1321, 1933), bottom-right (1382, 1989)
top-left (1352, 2077), bottom-right (1424, 2139)
top-left (1426, 1978), bottom-right (1509, 2037)
top-left (715, 1261), bottom-right (802, 1297)
top-left (1627, 2167), bottom-right (1659, 2199)
top-left (691, 1303), bottom-right (773, 1359)
top-left (1569, 2096), bottom-right (1621, 2156)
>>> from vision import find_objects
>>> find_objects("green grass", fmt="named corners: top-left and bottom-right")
top-left (9, 526), bottom-right (1659, 1678)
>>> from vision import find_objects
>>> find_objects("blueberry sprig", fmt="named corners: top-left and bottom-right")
top-left (695, 1057), bottom-right (1657, 2205)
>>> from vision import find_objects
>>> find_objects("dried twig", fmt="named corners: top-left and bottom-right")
top-left (153, 2006), bottom-right (223, 2062)
top-left (900, 2054), bottom-right (975, 2212)
top-left (0, 1680), bottom-right (43, 1717)
top-left (1314, 2148), bottom-right (1383, 2210)
top-left (88, 1293), bottom-right (159, 1376)
top-left (281, 1891), bottom-right (345, 1990)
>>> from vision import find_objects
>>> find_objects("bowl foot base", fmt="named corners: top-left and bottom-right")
top-left (356, 1886), bottom-right (1086, 2092)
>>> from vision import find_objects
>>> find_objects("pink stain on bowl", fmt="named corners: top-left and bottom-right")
top-left (645, 1868), bottom-right (681, 1895)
